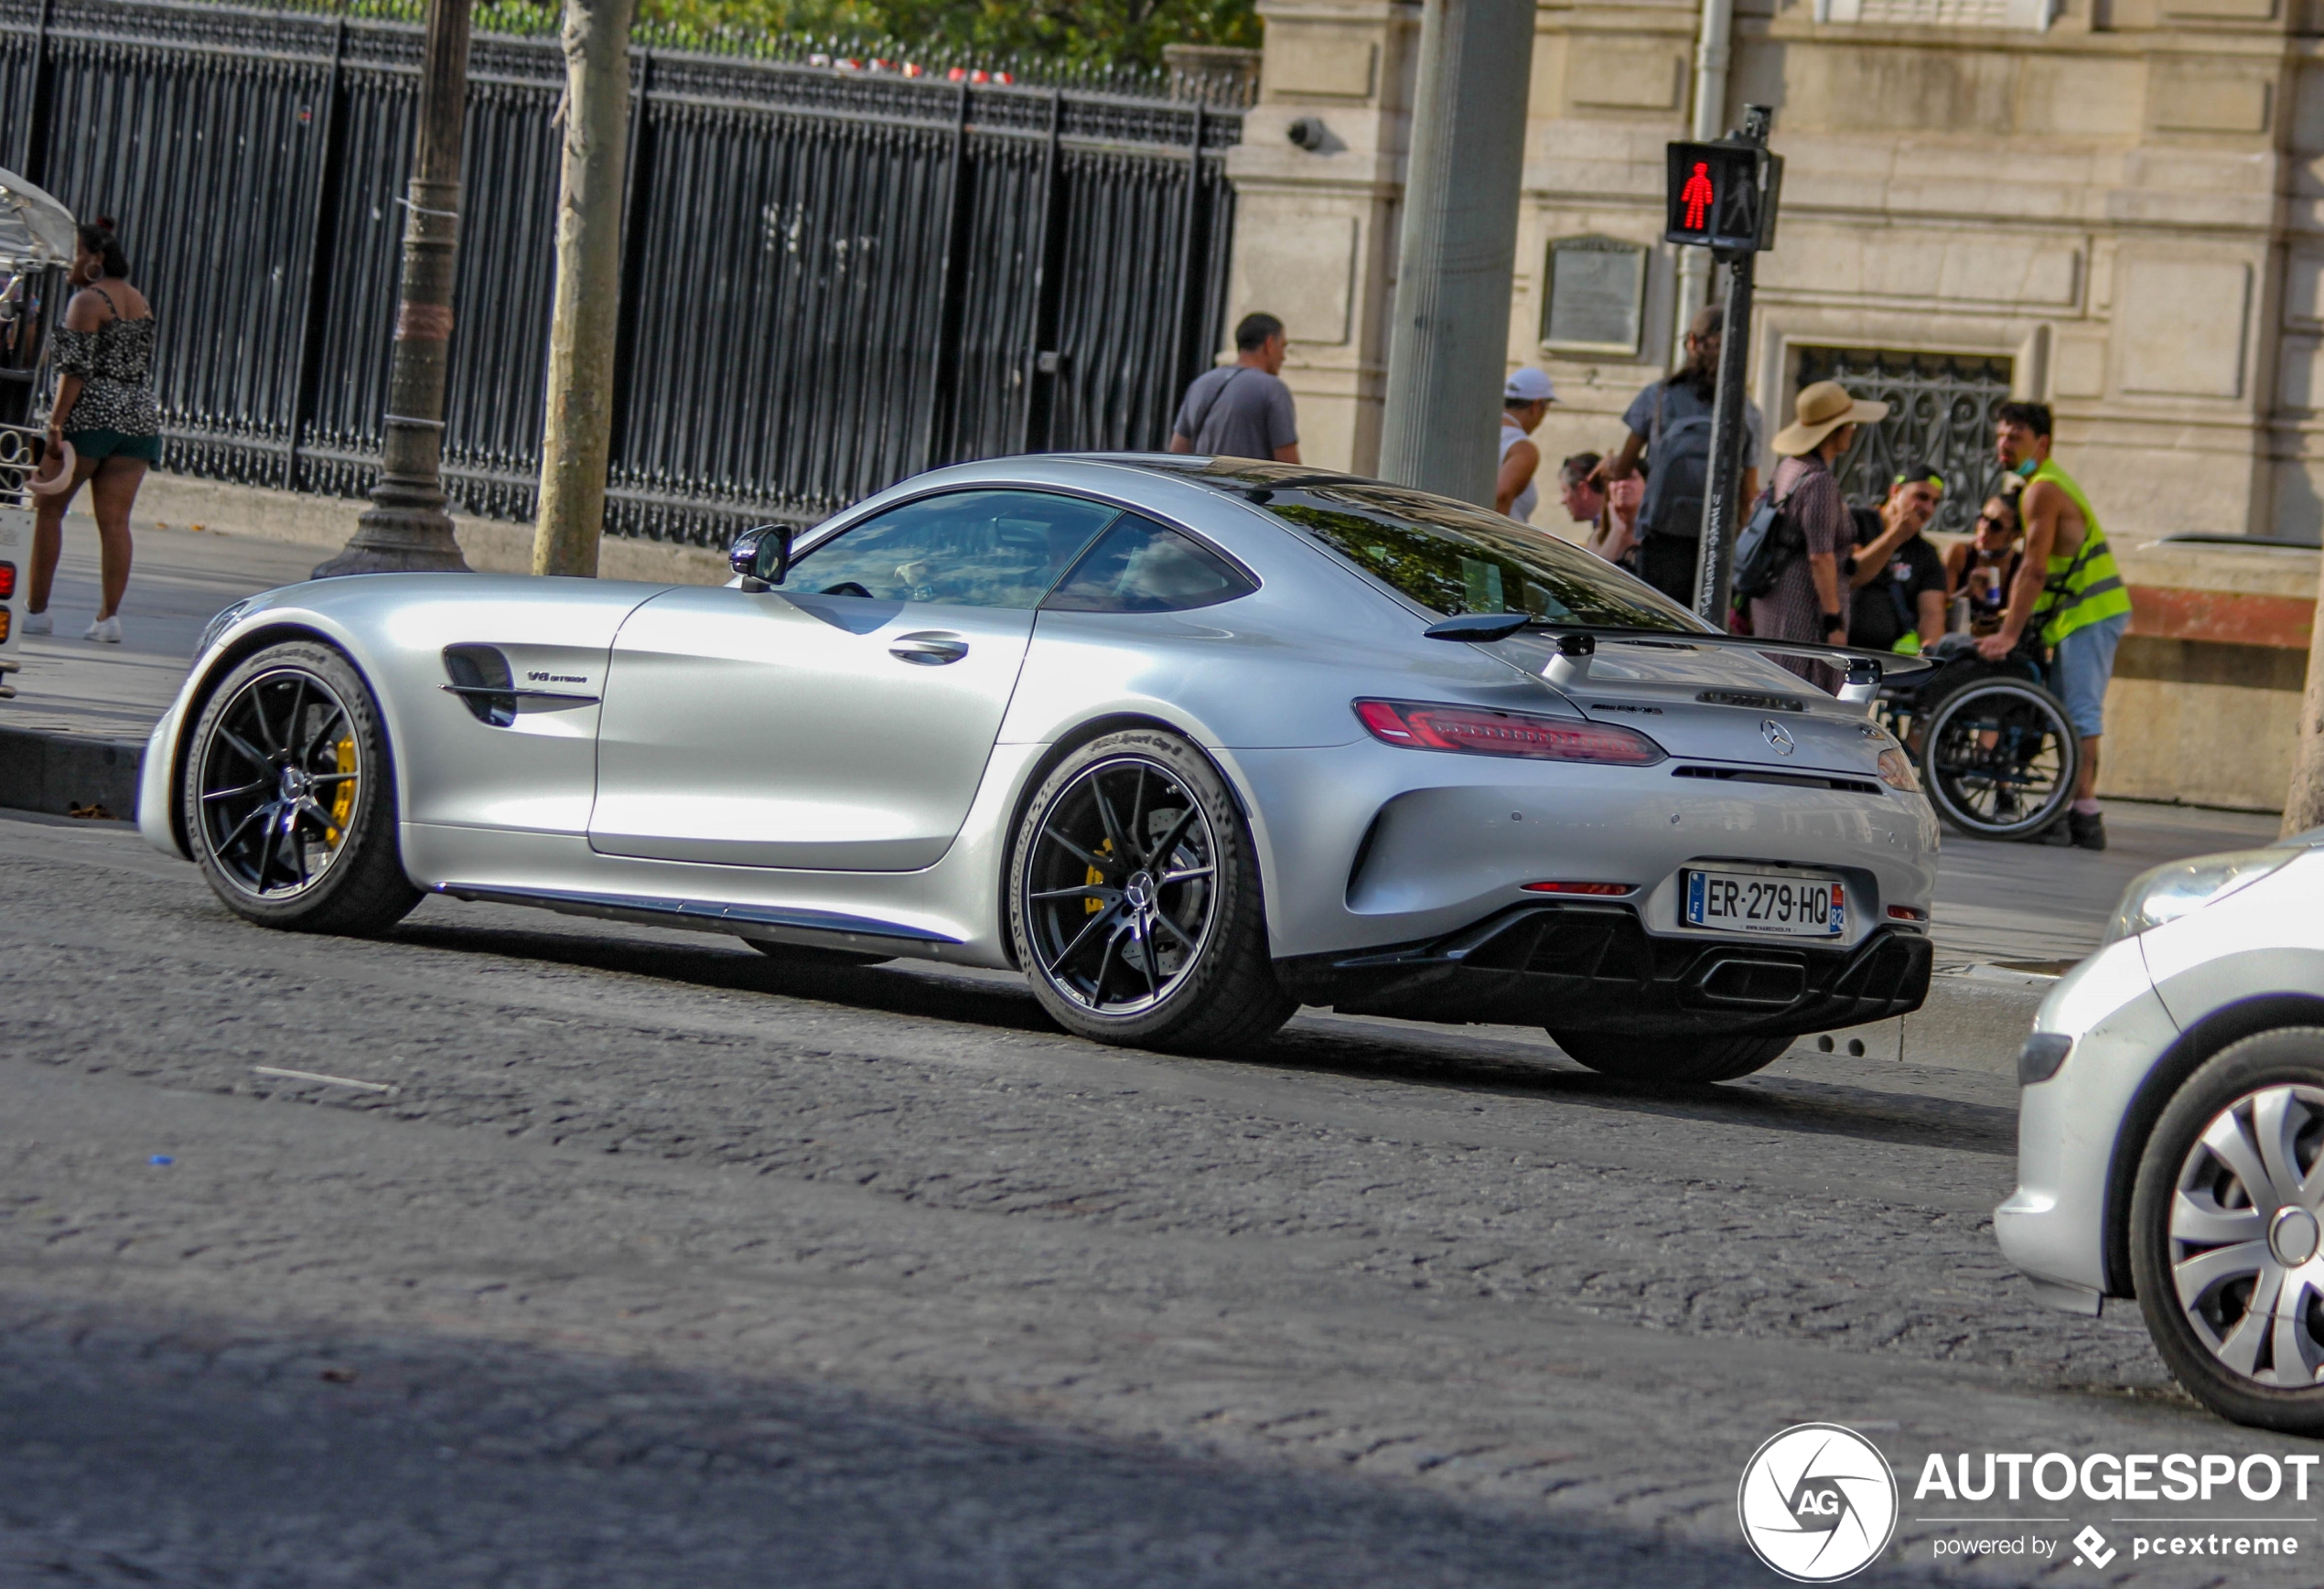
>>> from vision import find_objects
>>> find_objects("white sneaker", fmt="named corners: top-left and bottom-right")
top-left (20, 611), bottom-right (49, 635)
top-left (83, 616), bottom-right (120, 643)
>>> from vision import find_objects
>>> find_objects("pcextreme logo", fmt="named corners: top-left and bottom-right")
top-left (1738, 1423), bottom-right (1899, 1582)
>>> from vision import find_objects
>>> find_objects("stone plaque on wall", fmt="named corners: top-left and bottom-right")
top-left (1541, 236), bottom-right (1646, 356)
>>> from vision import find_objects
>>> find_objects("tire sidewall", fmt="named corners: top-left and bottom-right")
top-left (2131, 1028), bottom-right (2324, 1433)
top-left (1008, 728), bottom-right (1264, 1046)
top-left (1919, 678), bottom-right (2077, 839)
top-left (182, 640), bottom-right (405, 928)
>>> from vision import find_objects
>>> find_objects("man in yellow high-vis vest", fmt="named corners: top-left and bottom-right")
top-left (1975, 401), bottom-right (2134, 850)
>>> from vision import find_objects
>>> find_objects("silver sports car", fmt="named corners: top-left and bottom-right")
top-left (139, 456), bottom-right (1938, 1081)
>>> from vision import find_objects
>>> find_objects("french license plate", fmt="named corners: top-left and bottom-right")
top-left (1684, 870), bottom-right (1845, 939)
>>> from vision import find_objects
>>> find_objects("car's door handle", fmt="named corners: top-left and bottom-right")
top-left (889, 632), bottom-right (969, 666)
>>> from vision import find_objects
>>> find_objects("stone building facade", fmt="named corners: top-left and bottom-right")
top-left (1226, 0), bottom-right (2324, 809)
top-left (1229, 0), bottom-right (2324, 548)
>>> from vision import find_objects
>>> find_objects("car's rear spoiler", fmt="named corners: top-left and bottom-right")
top-left (1421, 615), bottom-right (1938, 705)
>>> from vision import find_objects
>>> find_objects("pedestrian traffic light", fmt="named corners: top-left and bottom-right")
top-left (1664, 140), bottom-right (1781, 254)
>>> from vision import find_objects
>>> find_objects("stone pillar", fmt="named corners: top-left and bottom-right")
top-left (1222, 0), bottom-right (1426, 475)
top-left (1376, 0), bottom-right (1534, 505)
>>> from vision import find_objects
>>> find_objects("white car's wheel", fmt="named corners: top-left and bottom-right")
top-left (2132, 1028), bottom-right (2324, 1433)
top-left (181, 641), bottom-right (421, 936)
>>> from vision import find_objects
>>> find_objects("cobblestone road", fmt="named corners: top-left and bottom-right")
top-left (3, 811), bottom-right (2316, 1587)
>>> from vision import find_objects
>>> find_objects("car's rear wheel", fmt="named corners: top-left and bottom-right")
top-left (1009, 728), bottom-right (1292, 1054)
top-left (2131, 1029), bottom-right (2324, 1433)
top-left (181, 640), bottom-right (421, 936)
top-left (1550, 1029), bottom-right (1792, 1084)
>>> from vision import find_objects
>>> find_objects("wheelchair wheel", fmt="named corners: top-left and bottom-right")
top-left (1918, 677), bottom-right (2081, 840)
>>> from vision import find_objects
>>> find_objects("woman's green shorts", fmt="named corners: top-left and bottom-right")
top-left (64, 427), bottom-right (162, 464)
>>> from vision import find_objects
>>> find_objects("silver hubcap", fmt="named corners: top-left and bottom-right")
top-left (2168, 1084), bottom-right (2324, 1387)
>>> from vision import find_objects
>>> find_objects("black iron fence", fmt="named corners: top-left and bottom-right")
top-left (0, 0), bottom-right (1243, 542)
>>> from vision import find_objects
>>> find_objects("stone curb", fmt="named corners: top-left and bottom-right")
top-left (0, 724), bottom-right (144, 821)
top-left (1797, 963), bottom-right (2053, 1078)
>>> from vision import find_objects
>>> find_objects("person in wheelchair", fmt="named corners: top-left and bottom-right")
top-left (1945, 489), bottom-right (2024, 639)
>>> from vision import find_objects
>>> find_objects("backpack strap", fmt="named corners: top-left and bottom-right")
top-left (1183, 367), bottom-right (1249, 446)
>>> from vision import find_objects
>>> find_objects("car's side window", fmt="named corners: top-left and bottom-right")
top-left (784, 490), bottom-right (1121, 609)
top-left (1041, 514), bottom-right (1257, 615)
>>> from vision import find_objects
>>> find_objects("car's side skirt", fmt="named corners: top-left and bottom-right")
top-left (436, 882), bottom-right (965, 959)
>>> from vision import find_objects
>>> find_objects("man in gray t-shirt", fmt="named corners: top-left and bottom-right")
top-left (1167, 312), bottom-right (1301, 464)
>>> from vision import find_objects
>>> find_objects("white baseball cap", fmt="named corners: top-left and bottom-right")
top-left (1503, 367), bottom-right (1556, 403)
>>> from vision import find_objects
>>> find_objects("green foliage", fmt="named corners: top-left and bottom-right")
top-left (253, 0), bottom-right (1256, 69)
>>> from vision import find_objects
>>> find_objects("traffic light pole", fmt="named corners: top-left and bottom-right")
top-left (1688, 104), bottom-right (1772, 627)
top-left (1692, 247), bottom-right (1752, 624)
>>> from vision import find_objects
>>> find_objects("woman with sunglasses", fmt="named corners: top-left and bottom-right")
top-left (1945, 490), bottom-right (2024, 638)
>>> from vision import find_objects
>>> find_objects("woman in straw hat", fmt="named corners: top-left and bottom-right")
top-left (1756, 379), bottom-right (1888, 689)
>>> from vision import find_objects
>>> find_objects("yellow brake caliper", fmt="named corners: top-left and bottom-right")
top-left (325, 735), bottom-right (356, 844)
top-left (1087, 839), bottom-right (1111, 913)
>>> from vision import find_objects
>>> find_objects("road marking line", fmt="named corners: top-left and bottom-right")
top-left (251, 1065), bottom-right (396, 1094)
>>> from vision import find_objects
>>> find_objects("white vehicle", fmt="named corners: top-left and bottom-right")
top-left (1998, 831), bottom-right (2324, 1430)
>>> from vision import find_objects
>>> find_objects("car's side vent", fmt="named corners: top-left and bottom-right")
top-left (1672, 765), bottom-right (1883, 797)
top-left (1697, 689), bottom-right (1807, 713)
top-left (442, 644), bottom-right (517, 727)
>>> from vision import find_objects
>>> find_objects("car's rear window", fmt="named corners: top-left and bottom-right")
top-left (1180, 467), bottom-right (1705, 632)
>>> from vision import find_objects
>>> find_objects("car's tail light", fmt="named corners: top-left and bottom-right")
top-left (0, 561), bottom-right (16, 599)
top-left (1354, 699), bottom-right (1664, 765)
top-left (1886, 904), bottom-right (1928, 922)
top-left (1522, 881), bottom-right (1635, 896)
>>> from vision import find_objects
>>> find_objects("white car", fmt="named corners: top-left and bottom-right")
top-left (1997, 830), bottom-right (2324, 1430)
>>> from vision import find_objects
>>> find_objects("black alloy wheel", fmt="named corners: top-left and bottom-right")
top-left (1010, 729), bottom-right (1292, 1053)
top-left (1550, 1029), bottom-right (1794, 1085)
top-left (1918, 678), bottom-right (2079, 841)
top-left (182, 641), bottom-right (421, 935)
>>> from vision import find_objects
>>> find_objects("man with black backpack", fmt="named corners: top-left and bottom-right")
top-left (1591, 303), bottom-right (1762, 607)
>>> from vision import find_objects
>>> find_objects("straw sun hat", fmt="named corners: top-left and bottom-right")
top-left (27, 437), bottom-right (75, 497)
top-left (1772, 380), bottom-right (1889, 457)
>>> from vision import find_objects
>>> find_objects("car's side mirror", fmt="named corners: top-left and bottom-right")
top-left (729, 524), bottom-right (793, 592)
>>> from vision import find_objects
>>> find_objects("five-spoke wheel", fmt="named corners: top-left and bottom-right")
top-left (2133, 1029), bottom-right (2324, 1433)
top-left (1010, 729), bottom-right (1291, 1052)
top-left (181, 641), bottom-right (422, 935)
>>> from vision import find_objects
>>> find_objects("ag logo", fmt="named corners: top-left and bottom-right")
top-left (1737, 1423), bottom-right (1898, 1582)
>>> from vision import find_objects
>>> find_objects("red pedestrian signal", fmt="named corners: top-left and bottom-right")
top-left (1681, 162), bottom-right (1713, 231)
top-left (1665, 140), bottom-right (1781, 254)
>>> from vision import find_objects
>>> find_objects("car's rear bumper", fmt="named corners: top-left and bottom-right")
top-left (1275, 901), bottom-right (1931, 1036)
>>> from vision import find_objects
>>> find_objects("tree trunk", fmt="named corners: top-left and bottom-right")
top-left (533, 0), bottom-right (636, 577)
top-left (2284, 560), bottom-right (2324, 835)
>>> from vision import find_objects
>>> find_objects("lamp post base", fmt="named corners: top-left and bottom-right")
top-left (311, 483), bottom-right (474, 579)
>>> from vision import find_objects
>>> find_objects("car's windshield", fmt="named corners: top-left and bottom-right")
top-left (1162, 462), bottom-right (1705, 632)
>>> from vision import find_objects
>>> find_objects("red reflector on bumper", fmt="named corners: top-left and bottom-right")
top-left (1886, 904), bottom-right (1928, 921)
top-left (1522, 881), bottom-right (1635, 896)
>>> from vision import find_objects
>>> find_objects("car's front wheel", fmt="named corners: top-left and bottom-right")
top-left (181, 640), bottom-right (422, 936)
top-left (1550, 1029), bottom-right (1792, 1084)
top-left (2131, 1028), bottom-right (2324, 1433)
top-left (1009, 728), bottom-right (1292, 1054)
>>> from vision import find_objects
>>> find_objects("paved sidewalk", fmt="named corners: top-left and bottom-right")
top-left (6, 518), bottom-right (323, 741)
top-left (0, 510), bottom-right (2288, 978)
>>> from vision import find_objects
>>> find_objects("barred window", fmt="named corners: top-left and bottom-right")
top-left (1815, 0), bottom-right (2056, 27)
